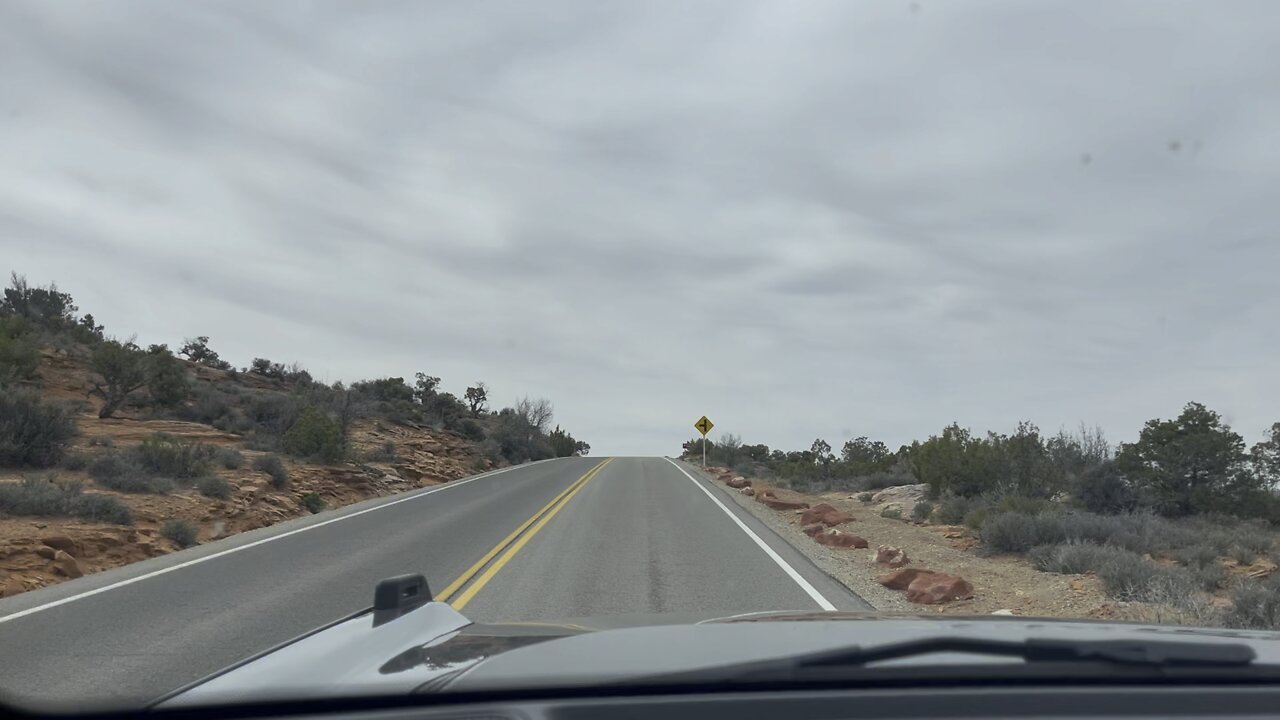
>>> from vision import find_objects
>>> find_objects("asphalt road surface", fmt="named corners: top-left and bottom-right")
top-left (0, 457), bottom-right (869, 709)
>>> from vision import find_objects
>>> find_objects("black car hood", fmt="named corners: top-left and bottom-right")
top-left (161, 604), bottom-right (1280, 707)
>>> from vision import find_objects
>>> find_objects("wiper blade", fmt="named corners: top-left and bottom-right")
top-left (802, 637), bottom-right (1256, 668)
top-left (627, 637), bottom-right (1258, 686)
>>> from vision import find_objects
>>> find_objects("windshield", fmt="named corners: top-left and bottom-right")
top-left (1, 0), bottom-right (1279, 712)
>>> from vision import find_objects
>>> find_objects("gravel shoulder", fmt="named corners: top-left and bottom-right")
top-left (700, 467), bottom-right (1116, 619)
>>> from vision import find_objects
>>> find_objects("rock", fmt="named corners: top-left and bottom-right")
top-left (41, 535), bottom-right (79, 555)
top-left (874, 545), bottom-right (909, 567)
top-left (878, 568), bottom-right (936, 591)
top-left (800, 503), bottom-right (854, 527)
top-left (725, 476), bottom-right (750, 489)
top-left (802, 524), bottom-right (825, 537)
top-left (990, 609), bottom-right (1016, 616)
top-left (905, 572), bottom-right (974, 604)
top-left (871, 483), bottom-right (928, 511)
top-left (814, 530), bottom-right (869, 549)
top-left (52, 550), bottom-right (84, 579)
top-left (35, 546), bottom-right (57, 560)
top-left (739, 486), bottom-right (755, 496)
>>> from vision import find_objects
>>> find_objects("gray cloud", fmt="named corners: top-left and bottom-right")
top-left (3, 0), bottom-right (1279, 454)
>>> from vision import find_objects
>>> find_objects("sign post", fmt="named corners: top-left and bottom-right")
top-left (694, 415), bottom-right (715, 468)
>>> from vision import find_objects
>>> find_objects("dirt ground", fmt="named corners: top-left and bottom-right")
top-left (703, 467), bottom-right (1126, 620)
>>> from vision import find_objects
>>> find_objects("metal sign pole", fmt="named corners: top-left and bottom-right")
top-left (702, 439), bottom-right (707, 469)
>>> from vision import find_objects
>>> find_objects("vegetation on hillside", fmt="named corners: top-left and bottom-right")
top-left (0, 272), bottom-right (591, 529)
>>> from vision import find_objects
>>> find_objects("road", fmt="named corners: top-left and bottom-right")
top-left (0, 457), bottom-right (869, 709)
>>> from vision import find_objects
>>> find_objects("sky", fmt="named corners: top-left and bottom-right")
top-left (2, 1), bottom-right (1278, 456)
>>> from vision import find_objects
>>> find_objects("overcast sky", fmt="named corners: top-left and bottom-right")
top-left (3, 1), bottom-right (1278, 455)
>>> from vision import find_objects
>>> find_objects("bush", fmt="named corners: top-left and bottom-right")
top-left (196, 475), bottom-right (232, 499)
top-left (1229, 545), bottom-right (1258, 566)
top-left (1030, 541), bottom-right (1199, 604)
top-left (0, 475), bottom-right (132, 524)
top-left (0, 317), bottom-right (40, 383)
top-left (131, 434), bottom-right (212, 479)
top-left (253, 453), bottom-right (289, 489)
top-left (87, 453), bottom-right (174, 493)
top-left (1173, 545), bottom-right (1219, 568)
top-left (456, 419), bottom-right (486, 443)
top-left (281, 407), bottom-right (344, 463)
top-left (160, 519), bottom-right (198, 548)
top-left (1193, 562), bottom-right (1227, 592)
top-left (880, 506), bottom-right (903, 520)
top-left (60, 450), bottom-right (91, 471)
top-left (213, 446), bottom-right (243, 470)
top-left (1223, 575), bottom-right (1280, 629)
top-left (301, 492), bottom-right (326, 514)
top-left (1073, 461), bottom-right (1136, 513)
top-left (963, 507), bottom-right (990, 531)
top-left (1233, 529), bottom-right (1274, 557)
top-left (911, 500), bottom-right (934, 521)
top-left (935, 493), bottom-right (988, 525)
top-left (0, 389), bottom-right (77, 467)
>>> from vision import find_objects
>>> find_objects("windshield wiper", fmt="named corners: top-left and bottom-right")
top-left (625, 637), bottom-right (1260, 686)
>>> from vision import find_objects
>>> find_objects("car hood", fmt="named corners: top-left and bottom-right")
top-left (161, 605), bottom-right (1280, 707)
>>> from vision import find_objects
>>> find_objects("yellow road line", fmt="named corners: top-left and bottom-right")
top-left (434, 458), bottom-right (611, 603)
top-left (450, 457), bottom-right (612, 610)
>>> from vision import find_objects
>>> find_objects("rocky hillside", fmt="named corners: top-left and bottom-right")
top-left (1, 348), bottom-right (483, 598)
top-left (0, 273), bottom-right (589, 599)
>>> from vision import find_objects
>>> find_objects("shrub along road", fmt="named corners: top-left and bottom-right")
top-left (0, 457), bottom-right (867, 709)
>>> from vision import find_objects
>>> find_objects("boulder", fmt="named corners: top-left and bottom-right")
top-left (35, 546), bottom-right (57, 560)
top-left (800, 503), bottom-right (854, 527)
top-left (41, 535), bottom-right (79, 555)
top-left (878, 568), bottom-right (936, 591)
top-left (739, 486), bottom-right (755, 497)
top-left (905, 572), bottom-right (974, 604)
top-left (870, 484), bottom-right (928, 511)
top-left (814, 530), bottom-right (869, 549)
top-left (874, 545), bottom-right (909, 567)
top-left (801, 524), bottom-right (825, 537)
top-left (52, 550), bottom-right (83, 579)
top-left (725, 476), bottom-right (750, 489)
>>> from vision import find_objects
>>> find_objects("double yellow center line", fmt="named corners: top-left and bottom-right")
top-left (435, 457), bottom-right (613, 610)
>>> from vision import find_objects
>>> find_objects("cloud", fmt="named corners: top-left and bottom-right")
top-left (3, 0), bottom-right (1279, 454)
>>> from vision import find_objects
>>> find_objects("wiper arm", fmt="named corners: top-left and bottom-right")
top-left (626, 637), bottom-right (1258, 686)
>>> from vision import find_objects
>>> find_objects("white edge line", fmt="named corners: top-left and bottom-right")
top-left (664, 458), bottom-right (837, 611)
top-left (0, 460), bottom-right (553, 625)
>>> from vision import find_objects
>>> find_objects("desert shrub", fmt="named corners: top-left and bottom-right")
top-left (982, 512), bottom-right (1066, 553)
top-left (143, 345), bottom-right (190, 407)
top-left (857, 492), bottom-right (874, 503)
top-left (131, 434), bottom-right (211, 479)
top-left (1173, 545), bottom-right (1220, 568)
top-left (995, 495), bottom-right (1053, 516)
top-left (0, 475), bottom-right (132, 524)
top-left (176, 383), bottom-right (234, 425)
top-left (934, 493), bottom-right (984, 525)
top-left (213, 446), bottom-right (243, 469)
top-left (253, 453), bottom-right (289, 489)
top-left (880, 506), bottom-right (903, 520)
top-left (281, 407), bottom-right (345, 463)
top-left (1229, 545), bottom-right (1258, 566)
top-left (858, 466), bottom-right (918, 491)
top-left (0, 389), bottom-right (76, 467)
top-left (87, 453), bottom-right (174, 493)
top-left (0, 316), bottom-right (40, 383)
top-left (963, 507), bottom-right (990, 531)
top-left (1192, 562), bottom-right (1228, 592)
top-left (911, 500), bottom-right (934, 521)
top-left (196, 475), bottom-right (232, 499)
top-left (60, 450), bottom-right (91, 471)
top-left (301, 492), bottom-right (326, 514)
top-left (160, 519), bottom-right (198, 548)
top-left (1232, 529), bottom-right (1274, 557)
top-left (1222, 575), bottom-right (1280, 630)
top-left (1028, 541), bottom-right (1127, 575)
